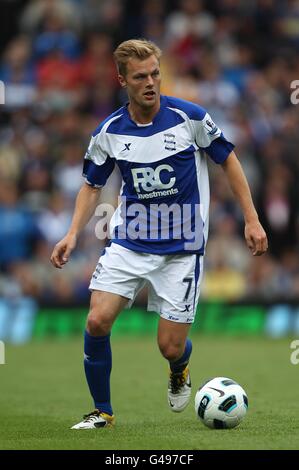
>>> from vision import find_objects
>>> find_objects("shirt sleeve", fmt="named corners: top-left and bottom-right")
top-left (194, 111), bottom-right (235, 164)
top-left (82, 133), bottom-right (115, 188)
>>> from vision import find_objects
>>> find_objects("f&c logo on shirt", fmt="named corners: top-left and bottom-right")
top-left (131, 164), bottom-right (176, 193)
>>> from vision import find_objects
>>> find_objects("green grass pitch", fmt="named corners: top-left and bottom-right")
top-left (0, 335), bottom-right (298, 450)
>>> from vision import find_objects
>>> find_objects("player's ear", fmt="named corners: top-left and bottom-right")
top-left (118, 74), bottom-right (127, 88)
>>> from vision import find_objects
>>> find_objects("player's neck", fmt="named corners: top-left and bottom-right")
top-left (128, 99), bottom-right (160, 125)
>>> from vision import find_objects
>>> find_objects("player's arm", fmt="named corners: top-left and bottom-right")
top-left (50, 183), bottom-right (101, 268)
top-left (221, 151), bottom-right (268, 256)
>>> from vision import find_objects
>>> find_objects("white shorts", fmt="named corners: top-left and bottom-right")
top-left (89, 243), bottom-right (204, 324)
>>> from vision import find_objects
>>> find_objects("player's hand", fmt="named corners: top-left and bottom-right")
top-left (50, 233), bottom-right (77, 269)
top-left (244, 220), bottom-right (268, 256)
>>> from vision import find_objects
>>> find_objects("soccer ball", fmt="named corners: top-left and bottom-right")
top-left (195, 377), bottom-right (248, 429)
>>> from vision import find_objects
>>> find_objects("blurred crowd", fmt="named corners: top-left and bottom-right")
top-left (0, 0), bottom-right (299, 312)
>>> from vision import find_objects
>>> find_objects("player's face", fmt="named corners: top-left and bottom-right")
top-left (119, 55), bottom-right (161, 111)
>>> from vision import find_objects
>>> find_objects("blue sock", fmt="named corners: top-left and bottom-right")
top-left (170, 338), bottom-right (192, 373)
top-left (84, 330), bottom-right (113, 415)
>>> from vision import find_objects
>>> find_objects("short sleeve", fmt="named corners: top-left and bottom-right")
top-left (194, 111), bottom-right (235, 164)
top-left (82, 134), bottom-right (115, 188)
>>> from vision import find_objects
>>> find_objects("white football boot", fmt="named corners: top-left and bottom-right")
top-left (168, 366), bottom-right (191, 412)
top-left (71, 409), bottom-right (115, 429)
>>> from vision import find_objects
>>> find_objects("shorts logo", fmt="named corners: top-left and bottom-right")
top-left (182, 304), bottom-right (191, 312)
top-left (131, 164), bottom-right (176, 193)
top-left (167, 315), bottom-right (179, 321)
top-left (92, 265), bottom-right (102, 280)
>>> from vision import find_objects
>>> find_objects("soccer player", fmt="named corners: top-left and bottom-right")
top-left (50, 39), bottom-right (268, 429)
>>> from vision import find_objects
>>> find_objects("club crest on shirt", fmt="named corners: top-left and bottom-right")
top-left (164, 133), bottom-right (176, 151)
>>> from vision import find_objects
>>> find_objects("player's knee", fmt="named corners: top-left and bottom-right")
top-left (86, 310), bottom-right (112, 336)
top-left (159, 341), bottom-right (184, 362)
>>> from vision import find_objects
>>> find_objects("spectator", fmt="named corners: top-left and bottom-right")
top-left (0, 180), bottom-right (43, 269)
top-left (0, 36), bottom-right (37, 109)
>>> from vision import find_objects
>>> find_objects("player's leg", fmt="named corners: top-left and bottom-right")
top-left (72, 243), bottom-right (145, 429)
top-left (157, 318), bottom-right (192, 412)
top-left (72, 290), bottom-right (128, 429)
top-left (148, 253), bottom-right (203, 412)
top-left (85, 291), bottom-right (128, 415)
top-left (157, 317), bottom-right (191, 363)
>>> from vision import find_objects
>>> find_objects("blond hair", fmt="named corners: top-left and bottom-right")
top-left (113, 39), bottom-right (162, 76)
